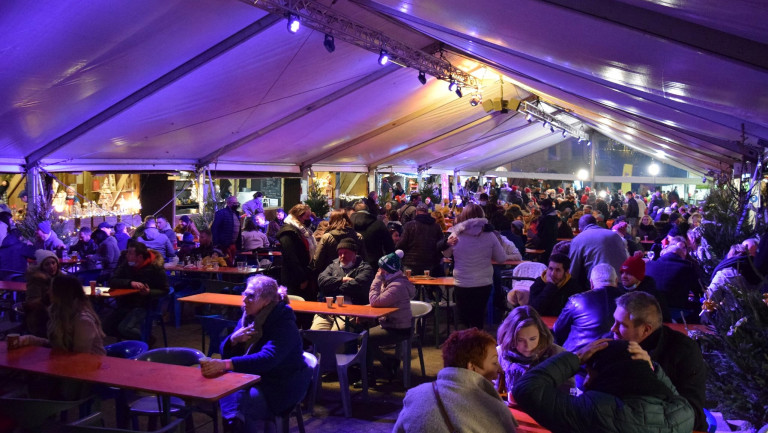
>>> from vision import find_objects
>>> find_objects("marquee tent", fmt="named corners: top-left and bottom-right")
top-left (2, 0), bottom-right (766, 178)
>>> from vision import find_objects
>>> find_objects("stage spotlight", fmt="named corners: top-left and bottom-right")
top-left (323, 34), bottom-right (335, 53)
top-left (455, 86), bottom-right (463, 98)
top-left (418, 71), bottom-right (427, 85)
top-left (287, 14), bottom-right (300, 33)
top-left (550, 126), bottom-right (555, 133)
top-left (470, 95), bottom-right (480, 106)
top-left (378, 49), bottom-right (389, 66)
top-left (525, 113), bottom-right (533, 122)
top-left (562, 130), bottom-right (567, 137)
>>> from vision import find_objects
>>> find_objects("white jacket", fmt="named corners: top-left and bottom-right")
top-left (442, 218), bottom-right (507, 287)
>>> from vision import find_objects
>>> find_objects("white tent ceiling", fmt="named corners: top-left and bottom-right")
top-left (1, 0), bottom-right (766, 177)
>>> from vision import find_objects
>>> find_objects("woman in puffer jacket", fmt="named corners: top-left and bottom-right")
top-left (442, 203), bottom-right (507, 330)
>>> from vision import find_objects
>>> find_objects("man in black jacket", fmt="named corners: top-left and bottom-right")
top-left (529, 254), bottom-right (584, 316)
top-left (397, 203), bottom-right (444, 276)
top-left (611, 291), bottom-right (708, 431)
top-left (350, 202), bottom-right (394, 269)
top-left (312, 238), bottom-right (374, 330)
top-left (553, 263), bottom-right (624, 354)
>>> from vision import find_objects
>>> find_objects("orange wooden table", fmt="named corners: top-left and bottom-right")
top-left (0, 342), bottom-right (259, 424)
top-left (83, 286), bottom-right (139, 298)
top-left (0, 281), bottom-right (26, 292)
top-left (178, 293), bottom-right (398, 319)
top-left (510, 407), bottom-right (551, 433)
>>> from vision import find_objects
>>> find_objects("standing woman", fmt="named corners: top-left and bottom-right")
top-left (313, 210), bottom-right (364, 273)
top-left (276, 204), bottom-right (316, 300)
top-left (200, 276), bottom-right (311, 432)
top-left (442, 203), bottom-right (506, 330)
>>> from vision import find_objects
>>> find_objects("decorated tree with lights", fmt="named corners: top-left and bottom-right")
top-left (694, 286), bottom-right (768, 431)
top-left (304, 179), bottom-right (330, 218)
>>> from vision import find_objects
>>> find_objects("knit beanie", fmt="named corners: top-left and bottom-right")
top-left (35, 249), bottom-right (59, 265)
top-left (378, 250), bottom-right (404, 273)
top-left (337, 237), bottom-right (358, 252)
top-left (620, 251), bottom-right (645, 281)
top-left (38, 221), bottom-right (52, 234)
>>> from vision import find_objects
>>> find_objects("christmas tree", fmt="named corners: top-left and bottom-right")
top-left (305, 180), bottom-right (329, 219)
top-left (694, 286), bottom-right (768, 430)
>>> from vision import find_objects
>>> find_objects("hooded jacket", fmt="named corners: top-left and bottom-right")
top-left (350, 210), bottom-right (394, 268)
top-left (442, 218), bottom-right (507, 287)
top-left (137, 228), bottom-right (176, 261)
top-left (369, 270), bottom-right (415, 329)
top-left (397, 213), bottom-right (444, 272)
top-left (513, 352), bottom-right (694, 433)
top-left (394, 367), bottom-right (518, 433)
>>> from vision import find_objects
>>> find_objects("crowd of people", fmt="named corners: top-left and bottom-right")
top-left (4, 178), bottom-right (767, 433)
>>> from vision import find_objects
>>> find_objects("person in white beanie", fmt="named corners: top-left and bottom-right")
top-left (23, 249), bottom-right (63, 337)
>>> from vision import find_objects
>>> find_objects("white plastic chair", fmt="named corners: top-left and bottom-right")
top-left (503, 262), bottom-right (546, 306)
top-left (398, 301), bottom-right (433, 388)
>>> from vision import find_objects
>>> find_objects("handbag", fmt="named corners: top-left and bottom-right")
top-left (432, 382), bottom-right (459, 433)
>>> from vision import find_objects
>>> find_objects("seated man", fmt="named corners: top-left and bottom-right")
top-left (528, 253), bottom-right (583, 316)
top-left (645, 244), bottom-right (702, 321)
top-left (611, 291), bottom-right (708, 431)
top-left (311, 238), bottom-right (374, 330)
top-left (513, 339), bottom-right (695, 433)
top-left (34, 221), bottom-right (65, 251)
top-left (393, 328), bottom-right (518, 433)
top-left (192, 228), bottom-right (215, 259)
top-left (553, 263), bottom-right (623, 353)
top-left (619, 252), bottom-right (670, 322)
top-left (114, 222), bottom-right (131, 251)
top-left (69, 226), bottom-right (99, 269)
top-left (136, 217), bottom-right (177, 263)
top-left (108, 241), bottom-right (170, 341)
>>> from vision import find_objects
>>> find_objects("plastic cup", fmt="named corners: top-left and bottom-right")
top-left (326, 297), bottom-right (334, 308)
top-left (6, 334), bottom-right (19, 350)
top-left (336, 296), bottom-right (344, 307)
top-left (405, 269), bottom-right (412, 278)
top-left (644, 236), bottom-right (648, 241)
top-left (237, 261), bottom-right (246, 271)
top-left (424, 270), bottom-right (430, 278)
top-left (89, 280), bottom-right (97, 291)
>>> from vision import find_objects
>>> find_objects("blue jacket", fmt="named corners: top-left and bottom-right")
top-left (221, 302), bottom-right (310, 415)
top-left (211, 207), bottom-right (241, 249)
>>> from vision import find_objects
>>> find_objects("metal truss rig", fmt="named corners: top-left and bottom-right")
top-left (246, 0), bottom-right (479, 91)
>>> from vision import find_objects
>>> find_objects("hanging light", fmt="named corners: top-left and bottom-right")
top-left (550, 126), bottom-right (555, 133)
top-left (542, 121), bottom-right (547, 128)
top-left (417, 71), bottom-right (427, 85)
top-left (455, 86), bottom-right (463, 98)
top-left (562, 130), bottom-right (567, 137)
top-left (469, 93), bottom-right (481, 106)
top-left (323, 34), bottom-right (335, 53)
top-left (287, 14), bottom-right (300, 33)
top-left (448, 76), bottom-right (457, 92)
top-left (378, 49), bottom-right (389, 66)
top-left (525, 113), bottom-right (533, 123)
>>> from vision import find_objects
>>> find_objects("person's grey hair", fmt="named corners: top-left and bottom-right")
top-left (616, 291), bottom-right (662, 330)
top-left (244, 275), bottom-right (281, 304)
top-left (354, 201), bottom-right (368, 212)
top-left (589, 263), bottom-right (617, 287)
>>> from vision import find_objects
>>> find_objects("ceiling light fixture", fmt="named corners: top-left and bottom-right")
top-left (378, 49), bottom-right (389, 66)
top-left (525, 113), bottom-right (533, 122)
top-left (455, 86), bottom-right (463, 98)
top-left (562, 130), bottom-right (567, 137)
top-left (418, 71), bottom-right (427, 85)
top-left (550, 126), bottom-right (555, 133)
top-left (469, 94), bottom-right (481, 106)
top-left (448, 75), bottom-right (457, 92)
top-left (323, 34), bottom-right (335, 53)
top-left (287, 14), bottom-right (300, 33)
